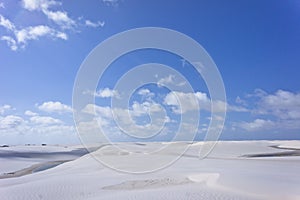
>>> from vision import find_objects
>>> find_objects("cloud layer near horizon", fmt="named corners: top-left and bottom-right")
top-left (1, 88), bottom-right (300, 144)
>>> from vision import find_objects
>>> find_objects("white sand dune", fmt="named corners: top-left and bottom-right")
top-left (0, 145), bottom-right (87, 174)
top-left (102, 177), bottom-right (193, 190)
top-left (272, 140), bottom-right (300, 150)
top-left (188, 173), bottom-right (219, 186)
top-left (0, 141), bottom-right (299, 200)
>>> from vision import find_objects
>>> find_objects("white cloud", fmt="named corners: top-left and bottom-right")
top-left (43, 10), bottom-right (75, 29)
top-left (0, 104), bottom-right (13, 115)
top-left (22, 0), bottom-right (75, 29)
top-left (82, 101), bottom-right (163, 119)
top-left (96, 88), bottom-right (116, 98)
top-left (30, 116), bottom-right (63, 125)
top-left (0, 104), bottom-right (77, 144)
top-left (0, 2), bottom-right (69, 50)
top-left (237, 119), bottom-right (275, 132)
top-left (85, 20), bottom-right (105, 28)
top-left (80, 105), bottom-right (117, 139)
top-left (82, 104), bottom-right (113, 119)
top-left (15, 25), bottom-right (67, 44)
top-left (83, 88), bottom-right (119, 98)
top-left (1, 36), bottom-right (17, 51)
top-left (77, 118), bottom-right (110, 136)
top-left (81, 101), bottom-right (169, 139)
top-left (0, 16), bottom-right (67, 50)
top-left (227, 104), bottom-right (249, 112)
top-left (137, 89), bottom-right (155, 100)
top-left (0, 115), bottom-right (24, 129)
top-left (164, 91), bottom-right (209, 114)
top-left (22, 0), bottom-right (40, 10)
top-left (22, 0), bottom-right (60, 11)
top-left (0, 2), bottom-right (4, 9)
top-left (158, 75), bottom-right (186, 87)
top-left (1, 0), bottom-right (103, 51)
top-left (38, 101), bottom-right (72, 113)
top-left (0, 14), bottom-right (15, 31)
top-left (55, 31), bottom-right (67, 40)
top-left (24, 110), bottom-right (38, 116)
top-left (164, 90), bottom-right (250, 114)
top-left (131, 101), bottom-right (163, 117)
top-left (256, 89), bottom-right (300, 120)
top-left (138, 88), bottom-right (151, 96)
top-left (234, 89), bottom-right (300, 132)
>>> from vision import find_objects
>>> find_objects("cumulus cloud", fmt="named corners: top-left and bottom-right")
top-left (163, 90), bottom-right (249, 115)
top-left (0, 104), bottom-right (13, 115)
top-left (158, 75), bottom-right (186, 87)
top-left (137, 89), bottom-right (155, 101)
top-left (22, 0), bottom-right (60, 11)
top-left (30, 116), bottom-right (63, 125)
top-left (0, 115), bottom-right (24, 129)
top-left (234, 89), bottom-right (300, 132)
top-left (0, 0), bottom-right (104, 51)
top-left (38, 101), bottom-right (72, 113)
top-left (138, 89), bottom-right (152, 96)
top-left (81, 101), bottom-right (169, 139)
top-left (82, 101), bottom-right (164, 120)
top-left (24, 110), bottom-right (38, 116)
top-left (255, 89), bottom-right (300, 120)
top-left (84, 88), bottom-right (119, 98)
top-left (237, 119), bottom-right (275, 132)
top-left (131, 101), bottom-right (163, 117)
top-left (80, 105), bottom-right (121, 139)
top-left (164, 91), bottom-right (210, 114)
top-left (96, 88), bottom-right (119, 98)
top-left (227, 104), bottom-right (249, 112)
top-left (82, 104), bottom-right (112, 119)
top-left (0, 104), bottom-right (77, 144)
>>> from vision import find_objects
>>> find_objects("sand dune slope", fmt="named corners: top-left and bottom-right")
top-left (0, 141), bottom-right (299, 200)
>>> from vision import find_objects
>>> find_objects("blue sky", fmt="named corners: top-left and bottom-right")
top-left (1, 0), bottom-right (300, 144)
